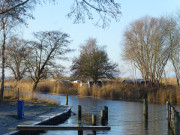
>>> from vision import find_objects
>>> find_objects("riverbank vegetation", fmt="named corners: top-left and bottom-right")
top-left (3, 78), bottom-right (180, 105)
top-left (3, 79), bottom-right (61, 104)
top-left (78, 81), bottom-right (180, 105)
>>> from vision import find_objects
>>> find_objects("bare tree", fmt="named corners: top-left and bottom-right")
top-left (71, 38), bottom-right (119, 82)
top-left (123, 16), bottom-right (175, 85)
top-left (0, 0), bottom-right (33, 15)
top-left (25, 31), bottom-right (71, 91)
top-left (0, 0), bottom-right (121, 28)
top-left (67, 0), bottom-right (121, 28)
top-left (6, 37), bottom-right (31, 81)
top-left (171, 47), bottom-right (180, 86)
top-left (168, 16), bottom-right (180, 86)
top-left (0, 0), bottom-right (33, 99)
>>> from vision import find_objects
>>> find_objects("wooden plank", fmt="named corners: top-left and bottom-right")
top-left (17, 125), bottom-right (111, 131)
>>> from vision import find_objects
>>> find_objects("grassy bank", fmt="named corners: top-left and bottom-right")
top-left (3, 79), bottom-right (63, 104)
top-left (3, 78), bottom-right (180, 105)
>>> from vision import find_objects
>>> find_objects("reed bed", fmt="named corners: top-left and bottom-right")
top-left (78, 82), bottom-right (180, 105)
top-left (3, 79), bottom-right (60, 104)
top-left (78, 83), bottom-right (144, 100)
top-left (3, 79), bottom-right (77, 102)
top-left (3, 78), bottom-right (180, 105)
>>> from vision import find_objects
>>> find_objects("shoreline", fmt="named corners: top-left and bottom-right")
top-left (0, 100), bottom-right (71, 135)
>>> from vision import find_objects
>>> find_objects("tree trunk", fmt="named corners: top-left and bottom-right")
top-left (32, 80), bottom-right (39, 91)
top-left (176, 76), bottom-right (179, 86)
top-left (172, 58), bottom-right (180, 87)
top-left (163, 70), bottom-right (167, 87)
top-left (0, 24), bottom-right (6, 99)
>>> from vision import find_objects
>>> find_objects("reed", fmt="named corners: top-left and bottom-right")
top-left (3, 78), bottom-right (180, 105)
top-left (77, 82), bottom-right (180, 104)
top-left (50, 81), bottom-right (78, 95)
top-left (3, 79), bottom-right (58, 104)
top-left (3, 79), bottom-right (77, 97)
top-left (78, 83), bottom-right (144, 100)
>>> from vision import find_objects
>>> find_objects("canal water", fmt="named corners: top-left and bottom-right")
top-left (39, 94), bottom-right (180, 135)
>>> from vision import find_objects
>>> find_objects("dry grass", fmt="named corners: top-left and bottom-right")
top-left (147, 86), bottom-right (178, 105)
top-left (3, 78), bottom-right (180, 105)
top-left (77, 82), bottom-right (180, 105)
top-left (50, 81), bottom-right (78, 95)
top-left (78, 82), bottom-right (144, 100)
top-left (162, 78), bottom-right (179, 85)
top-left (4, 80), bottom-right (34, 100)
top-left (3, 79), bottom-right (60, 104)
top-left (3, 79), bottom-right (77, 103)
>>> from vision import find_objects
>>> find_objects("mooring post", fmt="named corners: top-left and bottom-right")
top-left (78, 105), bottom-right (82, 121)
top-left (18, 88), bottom-right (19, 101)
top-left (101, 109), bottom-right (105, 126)
top-left (176, 112), bottom-right (180, 135)
top-left (169, 102), bottom-right (171, 123)
top-left (171, 106), bottom-right (176, 134)
top-left (166, 103), bottom-right (180, 135)
top-left (166, 101), bottom-right (171, 128)
top-left (92, 114), bottom-right (96, 126)
top-left (92, 114), bottom-right (96, 135)
top-left (78, 123), bottom-right (83, 135)
top-left (166, 101), bottom-right (170, 120)
top-left (171, 107), bottom-right (175, 121)
top-left (143, 98), bottom-right (148, 119)
top-left (104, 106), bottom-right (108, 122)
top-left (66, 95), bottom-right (68, 105)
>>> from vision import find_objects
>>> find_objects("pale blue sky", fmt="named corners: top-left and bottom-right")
top-left (21, 0), bottom-right (180, 78)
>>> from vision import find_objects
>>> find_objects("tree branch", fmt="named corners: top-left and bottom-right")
top-left (0, 0), bottom-right (30, 14)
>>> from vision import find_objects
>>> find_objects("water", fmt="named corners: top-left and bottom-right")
top-left (39, 94), bottom-right (179, 135)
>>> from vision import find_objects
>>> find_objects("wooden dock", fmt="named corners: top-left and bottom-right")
top-left (15, 105), bottom-right (111, 135)
top-left (5, 106), bottom-right (72, 135)
top-left (5, 96), bottom-right (110, 135)
top-left (17, 125), bottom-right (111, 131)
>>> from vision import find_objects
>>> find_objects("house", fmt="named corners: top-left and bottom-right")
top-left (88, 81), bottom-right (102, 87)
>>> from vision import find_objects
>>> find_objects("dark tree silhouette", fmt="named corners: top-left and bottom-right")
top-left (71, 38), bottom-right (119, 82)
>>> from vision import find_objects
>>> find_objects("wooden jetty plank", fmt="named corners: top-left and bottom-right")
top-left (5, 107), bottom-right (72, 135)
top-left (17, 125), bottom-right (111, 131)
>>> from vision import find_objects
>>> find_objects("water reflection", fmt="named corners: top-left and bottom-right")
top-left (39, 94), bottom-right (179, 135)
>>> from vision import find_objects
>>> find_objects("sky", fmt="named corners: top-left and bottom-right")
top-left (20, 0), bottom-right (180, 78)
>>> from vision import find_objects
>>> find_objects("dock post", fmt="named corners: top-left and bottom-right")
top-left (66, 95), bottom-right (68, 105)
top-left (104, 106), bottom-right (108, 122)
top-left (18, 88), bottom-right (19, 101)
top-left (92, 114), bottom-right (96, 126)
top-left (175, 112), bottom-right (180, 135)
top-left (92, 114), bottom-right (96, 135)
top-left (101, 109), bottom-right (105, 126)
top-left (166, 101), bottom-right (170, 120)
top-left (171, 106), bottom-right (176, 134)
top-left (78, 123), bottom-right (83, 135)
top-left (78, 105), bottom-right (82, 121)
top-left (171, 107), bottom-right (175, 121)
top-left (166, 101), bottom-right (171, 128)
top-left (169, 102), bottom-right (171, 124)
top-left (78, 105), bottom-right (82, 134)
top-left (143, 98), bottom-right (148, 119)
